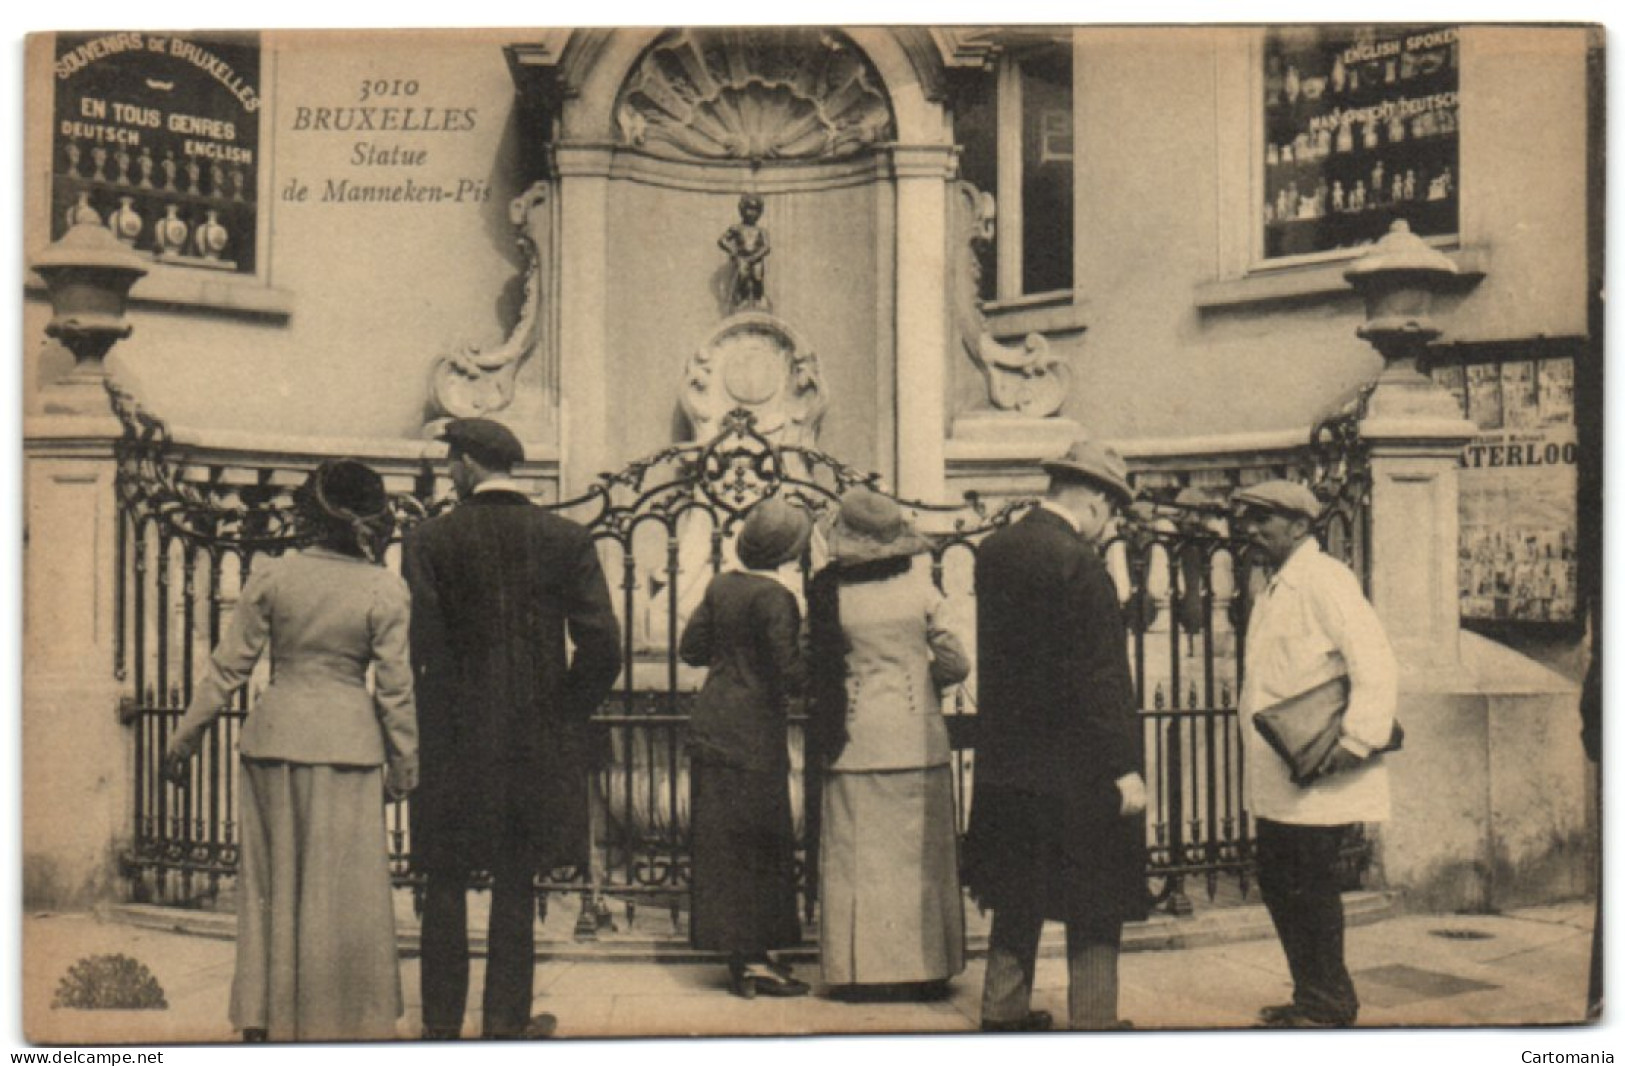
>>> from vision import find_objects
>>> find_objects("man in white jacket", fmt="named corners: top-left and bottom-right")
top-left (1233, 479), bottom-right (1399, 1029)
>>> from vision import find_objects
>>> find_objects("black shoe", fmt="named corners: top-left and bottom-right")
top-left (980, 1010), bottom-right (1054, 1032)
top-left (1256, 1006), bottom-right (1344, 1029)
top-left (421, 1026), bottom-right (461, 1041)
top-left (485, 1013), bottom-right (558, 1040)
top-left (241, 1028), bottom-right (268, 1043)
top-left (729, 961), bottom-right (810, 999)
top-left (1072, 1018), bottom-right (1134, 1031)
top-left (1256, 1002), bottom-right (1297, 1025)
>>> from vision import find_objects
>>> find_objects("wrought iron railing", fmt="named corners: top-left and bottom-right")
top-left (110, 380), bottom-right (1372, 932)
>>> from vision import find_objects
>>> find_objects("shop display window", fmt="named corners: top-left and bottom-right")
top-left (50, 32), bottom-right (261, 276)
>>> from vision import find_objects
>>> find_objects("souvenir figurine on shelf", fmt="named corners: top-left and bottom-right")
top-left (1336, 119), bottom-right (1354, 154)
top-left (1388, 113), bottom-right (1406, 143)
top-left (1331, 181), bottom-right (1346, 212)
top-left (1392, 174), bottom-right (1406, 203)
top-left (1285, 64), bottom-right (1301, 103)
top-left (210, 162), bottom-right (227, 199)
top-left (184, 158), bottom-right (202, 195)
top-left (90, 145), bottom-right (108, 181)
top-left (159, 151), bottom-right (177, 192)
top-left (65, 191), bottom-right (101, 228)
top-left (194, 209), bottom-right (229, 260)
top-left (63, 141), bottom-right (81, 179)
top-left (1331, 53), bottom-right (1347, 92)
top-left (110, 196), bottom-right (142, 245)
top-left (1267, 143), bottom-right (1280, 167)
top-left (229, 168), bottom-right (247, 201)
top-left (1264, 199), bottom-right (1275, 224)
top-left (113, 146), bottom-right (131, 185)
top-left (136, 148), bottom-right (154, 189)
top-left (1364, 121), bottom-right (1380, 150)
top-left (1277, 186), bottom-right (1293, 221)
top-left (1372, 161), bottom-right (1385, 197)
top-left (155, 204), bottom-right (189, 257)
top-left (1351, 180), bottom-right (1368, 212)
top-left (1403, 169), bottom-right (1417, 201)
top-left (1281, 144), bottom-right (1294, 165)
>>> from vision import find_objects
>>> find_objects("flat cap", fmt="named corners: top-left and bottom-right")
top-left (439, 417), bottom-right (524, 469)
top-left (1231, 479), bottom-right (1322, 520)
top-left (1041, 438), bottom-right (1135, 505)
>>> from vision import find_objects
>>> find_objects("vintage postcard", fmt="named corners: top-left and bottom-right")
top-left (17, 20), bottom-right (1603, 1051)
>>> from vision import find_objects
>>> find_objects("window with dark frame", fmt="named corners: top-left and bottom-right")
top-left (1263, 25), bottom-right (1459, 261)
top-left (954, 36), bottom-right (1074, 302)
top-left (50, 31), bottom-right (261, 276)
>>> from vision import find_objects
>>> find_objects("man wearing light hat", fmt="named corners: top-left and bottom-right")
top-left (964, 438), bottom-right (1148, 1031)
top-left (1231, 479), bottom-right (1398, 1029)
top-left (404, 418), bottom-right (622, 1039)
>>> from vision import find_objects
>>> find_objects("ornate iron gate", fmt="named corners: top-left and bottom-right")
top-left (112, 385), bottom-right (1371, 930)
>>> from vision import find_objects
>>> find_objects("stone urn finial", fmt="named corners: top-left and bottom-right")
top-left (1344, 220), bottom-right (1465, 423)
top-left (31, 221), bottom-right (149, 383)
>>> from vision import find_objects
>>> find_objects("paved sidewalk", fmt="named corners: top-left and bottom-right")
top-left (18, 895), bottom-right (1595, 1045)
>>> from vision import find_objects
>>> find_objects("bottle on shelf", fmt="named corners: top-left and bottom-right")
top-left (65, 191), bottom-right (101, 228)
top-left (110, 196), bottom-right (143, 245)
top-left (194, 209), bottom-right (229, 260)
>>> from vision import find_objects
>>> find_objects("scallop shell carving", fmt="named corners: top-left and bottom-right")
top-left (616, 28), bottom-right (894, 161)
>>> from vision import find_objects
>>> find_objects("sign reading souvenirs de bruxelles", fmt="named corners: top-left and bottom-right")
top-left (52, 32), bottom-right (261, 272)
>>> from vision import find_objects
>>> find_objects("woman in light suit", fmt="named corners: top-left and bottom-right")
top-left (163, 459), bottom-right (418, 1042)
top-left (808, 487), bottom-right (970, 999)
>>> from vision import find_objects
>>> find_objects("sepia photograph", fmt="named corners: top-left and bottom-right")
top-left (9, 9), bottom-right (1609, 1061)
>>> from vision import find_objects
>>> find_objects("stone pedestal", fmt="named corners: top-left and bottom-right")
top-left (555, 146), bottom-right (614, 498)
top-left (23, 414), bottom-right (130, 907)
top-left (893, 145), bottom-right (956, 502)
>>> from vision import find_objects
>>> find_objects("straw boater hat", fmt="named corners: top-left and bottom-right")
top-left (823, 485), bottom-right (930, 566)
top-left (736, 497), bottom-right (813, 571)
top-left (1041, 438), bottom-right (1136, 506)
top-left (1231, 479), bottom-right (1323, 522)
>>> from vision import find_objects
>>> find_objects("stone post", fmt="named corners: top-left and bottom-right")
top-left (1344, 223), bottom-right (1584, 911)
top-left (555, 146), bottom-right (615, 498)
top-left (1345, 222), bottom-right (1477, 669)
top-left (23, 223), bottom-right (149, 906)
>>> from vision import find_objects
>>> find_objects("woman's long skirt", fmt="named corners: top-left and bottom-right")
top-left (688, 759), bottom-right (801, 954)
top-left (819, 765), bottom-right (965, 986)
top-left (231, 759), bottom-right (403, 1041)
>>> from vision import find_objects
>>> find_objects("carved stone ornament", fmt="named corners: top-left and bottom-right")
top-left (951, 180), bottom-right (1073, 417)
top-left (681, 312), bottom-right (826, 446)
top-left (615, 28), bottom-right (895, 162)
top-left (425, 182), bottom-right (552, 435)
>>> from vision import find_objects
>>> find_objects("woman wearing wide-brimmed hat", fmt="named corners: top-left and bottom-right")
top-left (807, 485), bottom-right (970, 999)
top-left (679, 496), bottom-right (814, 998)
top-left (161, 459), bottom-right (418, 1042)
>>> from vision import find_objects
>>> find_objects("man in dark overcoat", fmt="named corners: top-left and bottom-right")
top-left (964, 438), bottom-right (1147, 1031)
top-left (403, 418), bottom-right (621, 1040)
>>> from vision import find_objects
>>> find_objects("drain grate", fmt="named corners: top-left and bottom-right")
top-left (1429, 928), bottom-right (1495, 941)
